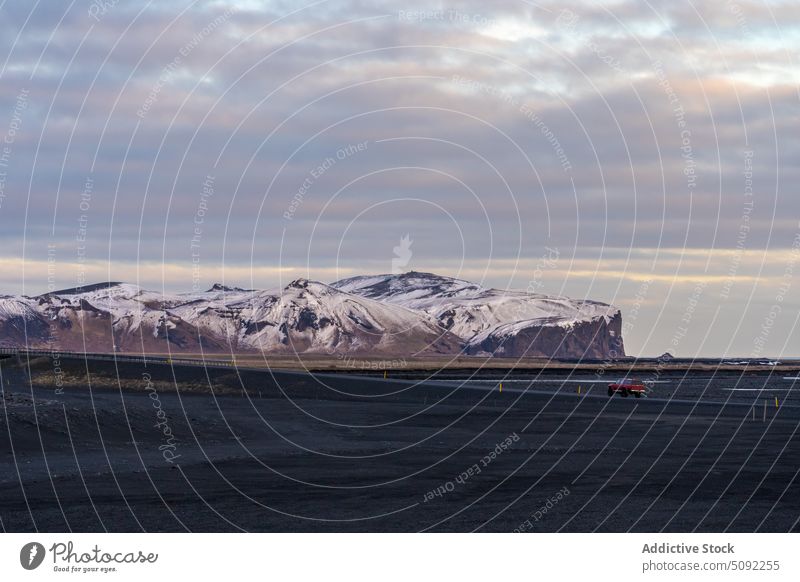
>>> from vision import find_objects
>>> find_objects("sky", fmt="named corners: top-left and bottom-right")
top-left (0, 0), bottom-right (798, 357)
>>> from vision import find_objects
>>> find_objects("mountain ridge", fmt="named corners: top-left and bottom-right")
top-left (0, 272), bottom-right (624, 358)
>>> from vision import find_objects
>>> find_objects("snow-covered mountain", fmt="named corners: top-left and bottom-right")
top-left (0, 278), bottom-right (461, 356)
top-left (332, 272), bottom-right (625, 358)
top-left (0, 272), bottom-right (624, 358)
top-left (172, 278), bottom-right (461, 354)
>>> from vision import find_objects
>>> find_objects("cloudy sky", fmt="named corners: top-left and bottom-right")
top-left (0, 0), bottom-right (798, 357)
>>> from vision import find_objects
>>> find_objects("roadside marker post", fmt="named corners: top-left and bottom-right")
top-left (763, 399), bottom-right (767, 422)
top-left (499, 382), bottom-right (503, 393)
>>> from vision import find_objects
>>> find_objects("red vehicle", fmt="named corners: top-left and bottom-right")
top-left (608, 378), bottom-right (646, 398)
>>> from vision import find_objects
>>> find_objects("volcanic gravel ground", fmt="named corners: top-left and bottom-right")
top-left (1, 359), bottom-right (798, 532)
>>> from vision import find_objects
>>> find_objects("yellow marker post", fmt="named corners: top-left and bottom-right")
top-left (384, 370), bottom-right (387, 379)
top-left (776, 397), bottom-right (779, 409)
top-left (578, 385), bottom-right (582, 395)
top-left (499, 382), bottom-right (503, 393)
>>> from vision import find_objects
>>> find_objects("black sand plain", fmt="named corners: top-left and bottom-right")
top-left (1, 356), bottom-right (799, 532)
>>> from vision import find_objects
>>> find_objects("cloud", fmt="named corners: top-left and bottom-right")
top-left (0, 0), bottom-right (797, 356)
